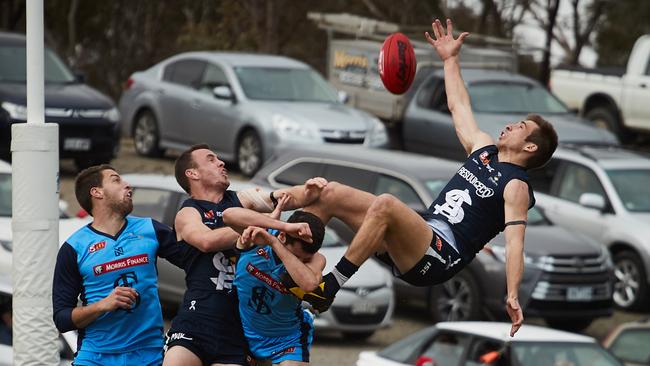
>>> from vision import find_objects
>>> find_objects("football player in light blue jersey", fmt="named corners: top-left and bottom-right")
top-left (53, 165), bottom-right (192, 366)
top-left (224, 204), bottom-right (325, 366)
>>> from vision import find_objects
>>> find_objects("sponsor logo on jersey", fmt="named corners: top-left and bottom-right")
top-left (114, 246), bottom-right (124, 256)
top-left (435, 236), bottom-right (442, 251)
top-left (93, 254), bottom-right (149, 276)
top-left (246, 263), bottom-right (289, 294)
top-left (169, 332), bottom-right (193, 341)
top-left (204, 210), bottom-right (215, 219)
top-left (457, 166), bottom-right (494, 198)
top-left (479, 151), bottom-right (490, 165)
top-left (257, 248), bottom-right (270, 260)
top-left (88, 241), bottom-right (106, 253)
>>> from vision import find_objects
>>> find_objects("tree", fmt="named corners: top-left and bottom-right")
top-left (595, 0), bottom-right (650, 67)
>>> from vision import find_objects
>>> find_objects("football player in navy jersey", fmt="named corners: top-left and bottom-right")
top-left (163, 144), bottom-right (325, 366)
top-left (260, 19), bottom-right (559, 337)
top-left (53, 165), bottom-right (192, 366)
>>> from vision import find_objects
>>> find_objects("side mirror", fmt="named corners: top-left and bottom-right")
top-left (212, 86), bottom-right (234, 101)
top-left (579, 193), bottom-right (606, 211)
top-left (338, 90), bottom-right (349, 104)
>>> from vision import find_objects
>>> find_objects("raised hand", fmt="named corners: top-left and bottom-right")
top-left (506, 297), bottom-right (523, 337)
top-left (424, 19), bottom-right (469, 62)
top-left (98, 287), bottom-right (138, 312)
top-left (303, 177), bottom-right (328, 204)
top-left (269, 193), bottom-right (291, 220)
top-left (241, 226), bottom-right (277, 247)
top-left (285, 222), bottom-right (313, 243)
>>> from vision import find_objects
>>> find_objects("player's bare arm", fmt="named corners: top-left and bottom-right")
top-left (503, 179), bottom-right (530, 337)
top-left (175, 207), bottom-right (239, 252)
top-left (242, 226), bottom-right (325, 292)
top-left (223, 205), bottom-right (313, 244)
top-left (425, 19), bottom-right (493, 155)
top-left (71, 287), bottom-right (138, 329)
top-left (238, 178), bottom-right (328, 212)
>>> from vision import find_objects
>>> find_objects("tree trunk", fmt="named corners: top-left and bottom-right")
top-left (540, 0), bottom-right (560, 87)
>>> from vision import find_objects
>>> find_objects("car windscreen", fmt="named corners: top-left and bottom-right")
top-left (607, 327), bottom-right (650, 364)
top-left (512, 342), bottom-right (622, 366)
top-left (234, 67), bottom-right (338, 102)
top-left (0, 46), bottom-right (75, 83)
top-left (607, 169), bottom-right (650, 212)
top-left (0, 173), bottom-right (9, 217)
top-left (467, 81), bottom-right (569, 114)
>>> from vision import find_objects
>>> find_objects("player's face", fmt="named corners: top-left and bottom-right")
top-left (99, 169), bottom-right (133, 216)
top-left (497, 119), bottom-right (539, 151)
top-left (286, 241), bottom-right (314, 263)
top-left (191, 149), bottom-right (230, 190)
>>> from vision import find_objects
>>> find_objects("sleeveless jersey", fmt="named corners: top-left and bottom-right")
top-left (234, 244), bottom-right (306, 338)
top-left (174, 191), bottom-right (242, 323)
top-left (424, 145), bottom-right (535, 260)
top-left (53, 216), bottom-right (187, 353)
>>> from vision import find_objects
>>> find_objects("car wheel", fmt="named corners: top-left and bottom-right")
top-left (428, 270), bottom-right (481, 322)
top-left (133, 110), bottom-right (163, 157)
top-left (584, 107), bottom-right (632, 143)
top-left (342, 331), bottom-right (374, 342)
top-left (613, 250), bottom-right (649, 311)
top-left (545, 318), bottom-right (594, 332)
top-left (237, 130), bottom-right (263, 177)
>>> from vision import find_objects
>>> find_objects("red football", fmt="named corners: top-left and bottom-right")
top-left (378, 32), bottom-right (417, 95)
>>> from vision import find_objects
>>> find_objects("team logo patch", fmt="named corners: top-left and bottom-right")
top-left (479, 151), bottom-right (490, 166)
top-left (88, 241), bottom-right (106, 253)
top-left (257, 248), bottom-right (270, 260)
top-left (93, 254), bottom-right (149, 276)
top-left (204, 210), bottom-right (215, 219)
top-left (435, 236), bottom-right (442, 251)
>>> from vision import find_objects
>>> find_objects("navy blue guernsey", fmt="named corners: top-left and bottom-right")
top-left (172, 191), bottom-right (244, 329)
top-left (425, 145), bottom-right (535, 261)
top-left (52, 216), bottom-right (191, 354)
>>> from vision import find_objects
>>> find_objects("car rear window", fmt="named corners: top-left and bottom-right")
top-left (0, 46), bottom-right (75, 83)
top-left (273, 161), bottom-right (323, 186)
top-left (608, 328), bottom-right (650, 364)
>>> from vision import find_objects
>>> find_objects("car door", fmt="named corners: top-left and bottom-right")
top-left (404, 76), bottom-right (464, 161)
top-left (161, 59), bottom-right (207, 147)
top-left (621, 56), bottom-right (650, 130)
top-left (193, 62), bottom-right (241, 157)
top-left (543, 162), bottom-right (610, 240)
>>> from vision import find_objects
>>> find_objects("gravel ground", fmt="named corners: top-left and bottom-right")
top-left (59, 138), bottom-right (648, 366)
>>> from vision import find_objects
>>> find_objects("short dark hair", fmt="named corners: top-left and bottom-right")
top-left (174, 143), bottom-right (210, 194)
top-left (75, 164), bottom-right (115, 216)
top-left (286, 211), bottom-right (325, 254)
top-left (524, 114), bottom-right (558, 170)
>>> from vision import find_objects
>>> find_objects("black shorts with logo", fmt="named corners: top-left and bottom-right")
top-left (375, 231), bottom-right (466, 287)
top-left (165, 315), bottom-right (248, 366)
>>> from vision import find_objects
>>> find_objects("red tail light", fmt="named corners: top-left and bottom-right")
top-left (124, 77), bottom-right (134, 90)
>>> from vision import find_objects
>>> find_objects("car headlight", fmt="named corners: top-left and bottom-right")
top-left (488, 244), bottom-right (551, 270)
top-left (272, 114), bottom-right (314, 139)
top-left (1, 101), bottom-right (27, 121)
top-left (0, 239), bottom-right (12, 252)
top-left (103, 107), bottom-right (121, 123)
top-left (364, 117), bottom-right (388, 147)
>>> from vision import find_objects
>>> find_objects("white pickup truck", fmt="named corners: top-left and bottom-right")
top-left (551, 35), bottom-right (650, 141)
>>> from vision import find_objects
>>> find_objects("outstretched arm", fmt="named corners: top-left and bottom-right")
top-left (174, 207), bottom-right (239, 252)
top-left (502, 179), bottom-right (530, 337)
top-left (223, 205), bottom-right (313, 243)
top-left (425, 19), bottom-right (494, 155)
top-left (237, 177), bottom-right (328, 212)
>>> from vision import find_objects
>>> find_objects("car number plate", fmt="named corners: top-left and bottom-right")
top-left (350, 302), bottom-right (378, 315)
top-left (567, 286), bottom-right (593, 301)
top-left (64, 138), bottom-right (91, 151)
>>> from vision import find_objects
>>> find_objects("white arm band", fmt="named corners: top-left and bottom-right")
top-left (237, 188), bottom-right (274, 212)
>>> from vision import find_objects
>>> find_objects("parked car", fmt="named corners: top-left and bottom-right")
top-left (402, 69), bottom-right (619, 162)
top-left (528, 144), bottom-right (650, 311)
top-left (0, 32), bottom-right (120, 169)
top-left (551, 35), bottom-right (650, 141)
top-left (118, 52), bottom-right (388, 176)
top-left (602, 318), bottom-right (650, 366)
top-left (123, 173), bottom-right (394, 339)
top-left (252, 144), bottom-right (614, 331)
top-left (0, 160), bottom-right (90, 274)
top-left (357, 321), bottom-right (623, 366)
top-left (0, 274), bottom-right (76, 365)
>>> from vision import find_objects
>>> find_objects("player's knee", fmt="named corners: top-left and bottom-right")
top-left (368, 194), bottom-right (398, 219)
top-left (318, 181), bottom-right (343, 201)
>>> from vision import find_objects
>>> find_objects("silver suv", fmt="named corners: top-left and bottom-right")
top-left (118, 52), bottom-right (388, 176)
top-left (528, 145), bottom-right (650, 311)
